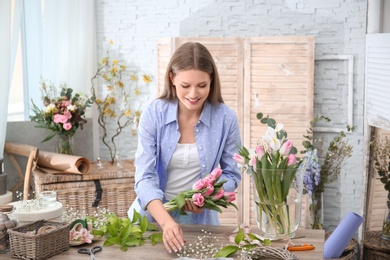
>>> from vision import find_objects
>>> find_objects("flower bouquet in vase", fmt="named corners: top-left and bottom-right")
top-left (30, 80), bottom-right (92, 155)
top-left (234, 113), bottom-right (304, 240)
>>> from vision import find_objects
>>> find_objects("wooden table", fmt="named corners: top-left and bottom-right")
top-left (3, 225), bottom-right (324, 259)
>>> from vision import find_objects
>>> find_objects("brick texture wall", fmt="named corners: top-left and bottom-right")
top-left (96, 0), bottom-right (367, 230)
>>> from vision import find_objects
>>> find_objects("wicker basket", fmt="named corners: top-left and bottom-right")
top-left (33, 160), bottom-right (136, 218)
top-left (363, 231), bottom-right (390, 260)
top-left (324, 232), bottom-right (358, 260)
top-left (8, 219), bottom-right (70, 260)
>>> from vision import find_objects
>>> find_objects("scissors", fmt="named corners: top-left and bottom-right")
top-left (287, 243), bottom-right (315, 251)
top-left (77, 246), bottom-right (102, 260)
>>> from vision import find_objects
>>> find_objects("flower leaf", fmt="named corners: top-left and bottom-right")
top-left (214, 245), bottom-right (239, 257)
top-left (119, 222), bottom-right (132, 240)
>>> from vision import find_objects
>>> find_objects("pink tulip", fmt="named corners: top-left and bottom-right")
top-left (192, 179), bottom-right (205, 191)
top-left (211, 189), bottom-right (225, 201)
top-left (233, 154), bottom-right (246, 165)
top-left (202, 184), bottom-right (214, 197)
top-left (63, 122), bottom-right (73, 131)
top-left (251, 156), bottom-right (257, 172)
top-left (280, 140), bottom-right (293, 156)
top-left (192, 193), bottom-right (205, 207)
top-left (224, 192), bottom-right (236, 203)
top-left (287, 154), bottom-right (297, 166)
top-left (203, 174), bottom-right (215, 186)
top-left (210, 168), bottom-right (222, 180)
top-left (255, 145), bottom-right (265, 159)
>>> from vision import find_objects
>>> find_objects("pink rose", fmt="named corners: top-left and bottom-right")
top-left (287, 154), bottom-right (297, 166)
top-left (280, 140), bottom-right (293, 157)
top-left (192, 179), bottom-right (205, 191)
top-left (63, 122), bottom-right (72, 131)
top-left (53, 114), bottom-right (62, 123)
top-left (54, 114), bottom-right (69, 124)
top-left (210, 168), bottom-right (222, 180)
top-left (64, 110), bottom-right (72, 119)
top-left (224, 191), bottom-right (236, 203)
top-left (233, 154), bottom-right (246, 165)
top-left (255, 145), bottom-right (265, 159)
top-left (211, 188), bottom-right (225, 201)
top-left (192, 193), bottom-right (205, 207)
top-left (202, 184), bottom-right (214, 197)
top-left (203, 174), bottom-right (215, 186)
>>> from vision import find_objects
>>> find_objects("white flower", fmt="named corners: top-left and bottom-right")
top-left (263, 127), bottom-right (281, 151)
top-left (67, 104), bottom-right (77, 112)
top-left (45, 103), bottom-right (56, 113)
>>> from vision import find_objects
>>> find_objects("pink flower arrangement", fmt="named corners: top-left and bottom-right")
top-left (30, 80), bottom-right (92, 143)
top-left (69, 227), bottom-right (94, 244)
top-left (163, 168), bottom-right (238, 214)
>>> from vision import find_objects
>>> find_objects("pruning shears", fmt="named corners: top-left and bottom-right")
top-left (286, 243), bottom-right (315, 251)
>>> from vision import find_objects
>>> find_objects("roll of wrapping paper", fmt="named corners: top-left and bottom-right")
top-left (323, 211), bottom-right (364, 258)
top-left (37, 151), bottom-right (91, 174)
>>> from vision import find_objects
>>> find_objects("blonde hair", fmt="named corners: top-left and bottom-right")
top-left (159, 42), bottom-right (224, 105)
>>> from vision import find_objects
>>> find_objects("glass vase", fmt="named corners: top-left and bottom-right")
top-left (253, 167), bottom-right (304, 240)
top-left (308, 191), bottom-right (324, 230)
top-left (56, 134), bottom-right (74, 155)
top-left (381, 204), bottom-right (390, 241)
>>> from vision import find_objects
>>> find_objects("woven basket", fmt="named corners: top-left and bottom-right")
top-left (8, 220), bottom-right (70, 260)
top-left (324, 232), bottom-right (358, 260)
top-left (363, 231), bottom-right (390, 260)
top-left (33, 160), bottom-right (136, 218)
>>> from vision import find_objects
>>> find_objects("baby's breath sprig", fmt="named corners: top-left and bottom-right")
top-left (13, 191), bottom-right (44, 212)
top-left (177, 229), bottom-right (226, 259)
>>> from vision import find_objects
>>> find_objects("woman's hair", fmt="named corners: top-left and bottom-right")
top-left (159, 42), bottom-right (224, 104)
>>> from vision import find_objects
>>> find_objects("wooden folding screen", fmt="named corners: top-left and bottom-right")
top-left (157, 36), bottom-right (314, 226)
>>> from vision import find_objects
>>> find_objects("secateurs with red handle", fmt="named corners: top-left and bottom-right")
top-left (287, 243), bottom-right (315, 251)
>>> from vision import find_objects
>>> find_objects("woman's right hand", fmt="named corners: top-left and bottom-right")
top-left (160, 219), bottom-right (186, 253)
top-left (146, 199), bottom-right (186, 253)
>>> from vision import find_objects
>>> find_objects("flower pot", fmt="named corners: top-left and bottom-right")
top-left (252, 167), bottom-right (304, 240)
top-left (56, 134), bottom-right (74, 155)
top-left (382, 204), bottom-right (390, 241)
top-left (309, 191), bottom-right (324, 230)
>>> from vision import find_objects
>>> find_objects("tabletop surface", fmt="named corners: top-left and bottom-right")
top-left (2, 224), bottom-right (324, 259)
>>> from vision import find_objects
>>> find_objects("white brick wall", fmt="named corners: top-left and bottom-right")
top-left (95, 0), bottom-right (368, 230)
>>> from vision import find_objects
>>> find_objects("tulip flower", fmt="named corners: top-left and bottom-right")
top-left (192, 193), bottom-right (205, 207)
top-left (280, 140), bottom-right (293, 157)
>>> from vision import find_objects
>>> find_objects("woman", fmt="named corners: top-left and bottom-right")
top-left (128, 42), bottom-right (241, 253)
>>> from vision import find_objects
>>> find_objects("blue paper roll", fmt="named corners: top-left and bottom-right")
top-left (324, 211), bottom-right (364, 258)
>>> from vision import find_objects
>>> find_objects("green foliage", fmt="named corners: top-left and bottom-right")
top-left (89, 210), bottom-right (162, 251)
top-left (371, 136), bottom-right (390, 209)
top-left (214, 227), bottom-right (271, 258)
top-left (302, 116), bottom-right (353, 193)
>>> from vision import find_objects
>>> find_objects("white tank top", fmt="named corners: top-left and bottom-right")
top-left (164, 143), bottom-right (201, 200)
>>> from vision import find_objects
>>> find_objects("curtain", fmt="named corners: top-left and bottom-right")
top-left (29, 0), bottom-right (97, 114)
top-left (2, 0), bottom-right (97, 159)
top-left (0, 0), bottom-right (20, 160)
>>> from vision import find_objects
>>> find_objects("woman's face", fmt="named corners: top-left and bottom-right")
top-left (171, 69), bottom-right (211, 113)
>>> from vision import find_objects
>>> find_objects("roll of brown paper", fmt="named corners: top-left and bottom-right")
top-left (37, 151), bottom-right (91, 174)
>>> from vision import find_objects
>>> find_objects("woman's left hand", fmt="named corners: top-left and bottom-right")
top-left (182, 199), bottom-right (204, 214)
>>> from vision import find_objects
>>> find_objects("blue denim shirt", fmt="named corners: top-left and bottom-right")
top-left (128, 99), bottom-right (241, 225)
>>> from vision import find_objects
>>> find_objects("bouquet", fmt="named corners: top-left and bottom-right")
top-left (30, 80), bottom-right (92, 154)
top-left (90, 40), bottom-right (152, 164)
top-left (301, 116), bottom-right (353, 229)
top-left (163, 168), bottom-right (238, 215)
top-left (233, 113), bottom-right (303, 239)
